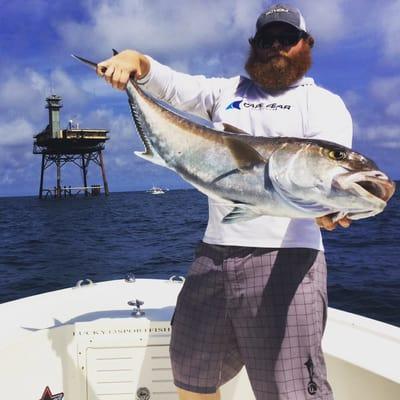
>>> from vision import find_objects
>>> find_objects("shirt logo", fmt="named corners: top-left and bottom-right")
top-left (226, 99), bottom-right (292, 111)
top-left (226, 100), bottom-right (243, 110)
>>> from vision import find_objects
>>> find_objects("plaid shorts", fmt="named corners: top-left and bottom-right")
top-left (169, 242), bottom-right (333, 400)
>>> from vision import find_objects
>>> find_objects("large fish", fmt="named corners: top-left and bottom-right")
top-left (73, 54), bottom-right (395, 223)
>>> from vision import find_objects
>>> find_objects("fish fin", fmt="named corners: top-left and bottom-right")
top-left (134, 151), bottom-right (168, 168)
top-left (211, 168), bottom-right (242, 184)
top-left (128, 99), bottom-right (154, 154)
top-left (223, 135), bottom-right (266, 172)
top-left (21, 326), bottom-right (41, 332)
top-left (222, 123), bottom-right (251, 135)
top-left (222, 206), bottom-right (260, 224)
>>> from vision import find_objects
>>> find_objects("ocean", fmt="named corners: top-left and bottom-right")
top-left (0, 188), bottom-right (399, 327)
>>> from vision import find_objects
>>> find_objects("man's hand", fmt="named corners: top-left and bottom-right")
top-left (316, 215), bottom-right (352, 231)
top-left (96, 50), bottom-right (150, 91)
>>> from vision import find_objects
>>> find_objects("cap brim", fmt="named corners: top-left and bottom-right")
top-left (255, 21), bottom-right (303, 39)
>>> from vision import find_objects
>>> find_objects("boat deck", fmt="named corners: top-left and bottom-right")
top-left (0, 278), bottom-right (399, 399)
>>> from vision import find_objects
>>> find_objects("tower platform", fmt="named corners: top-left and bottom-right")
top-left (33, 95), bottom-right (110, 199)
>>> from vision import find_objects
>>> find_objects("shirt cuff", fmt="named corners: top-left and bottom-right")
top-left (136, 55), bottom-right (154, 86)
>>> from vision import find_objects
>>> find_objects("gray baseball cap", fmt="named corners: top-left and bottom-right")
top-left (255, 3), bottom-right (307, 35)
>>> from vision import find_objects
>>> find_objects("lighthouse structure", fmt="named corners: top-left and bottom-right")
top-left (33, 95), bottom-right (110, 199)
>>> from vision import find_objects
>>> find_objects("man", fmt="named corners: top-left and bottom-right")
top-left (97, 4), bottom-right (352, 399)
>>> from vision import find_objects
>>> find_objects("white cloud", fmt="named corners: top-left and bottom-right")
top-left (231, 0), bottom-right (262, 31)
top-left (80, 76), bottom-right (122, 97)
top-left (59, 0), bottom-right (244, 57)
top-left (296, 0), bottom-right (347, 42)
top-left (0, 70), bottom-right (47, 121)
top-left (0, 118), bottom-right (35, 147)
top-left (342, 90), bottom-right (363, 109)
top-left (0, 171), bottom-right (15, 185)
top-left (0, 117), bottom-right (37, 192)
top-left (50, 69), bottom-right (88, 106)
top-left (295, 0), bottom-right (400, 59)
top-left (114, 156), bottom-right (130, 167)
top-left (369, 75), bottom-right (400, 119)
top-left (352, 119), bottom-right (362, 139)
top-left (57, 0), bottom-right (306, 72)
top-left (380, 141), bottom-right (400, 149)
top-left (82, 106), bottom-right (149, 171)
top-left (85, 108), bottom-right (134, 142)
top-left (386, 101), bottom-right (400, 118)
top-left (379, 0), bottom-right (400, 60)
top-left (56, 0), bottom-right (400, 76)
top-left (362, 124), bottom-right (400, 141)
top-left (370, 76), bottom-right (400, 102)
top-left (0, 68), bottom-right (88, 122)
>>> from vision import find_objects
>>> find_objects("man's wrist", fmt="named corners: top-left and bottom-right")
top-left (136, 55), bottom-right (152, 85)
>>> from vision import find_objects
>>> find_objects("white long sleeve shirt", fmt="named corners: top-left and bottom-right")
top-left (138, 57), bottom-right (353, 250)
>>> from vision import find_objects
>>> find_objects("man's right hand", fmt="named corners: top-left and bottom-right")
top-left (96, 50), bottom-right (150, 91)
top-left (316, 215), bottom-right (352, 231)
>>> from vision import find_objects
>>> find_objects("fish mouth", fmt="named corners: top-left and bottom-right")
top-left (355, 178), bottom-right (395, 202)
top-left (333, 170), bottom-right (396, 218)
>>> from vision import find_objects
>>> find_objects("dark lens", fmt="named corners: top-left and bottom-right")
top-left (256, 31), bottom-right (302, 48)
top-left (255, 36), bottom-right (273, 48)
top-left (280, 32), bottom-right (301, 46)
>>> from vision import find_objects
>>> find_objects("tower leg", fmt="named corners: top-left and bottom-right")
top-left (98, 150), bottom-right (110, 196)
top-left (82, 154), bottom-right (88, 196)
top-left (39, 154), bottom-right (45, 199)
top-left (56, 155), bottom-right (61, 198)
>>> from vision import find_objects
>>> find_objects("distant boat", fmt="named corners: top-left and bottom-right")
top-left (147, 185), bottom-right (167, 195)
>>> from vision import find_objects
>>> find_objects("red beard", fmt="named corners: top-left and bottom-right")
top-left (245, 43), bottom-right (312, 91)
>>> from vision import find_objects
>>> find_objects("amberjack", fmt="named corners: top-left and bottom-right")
top-left (73, 54), bottom-right (395, 223)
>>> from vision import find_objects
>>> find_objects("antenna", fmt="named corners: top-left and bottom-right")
top-left (49, 72), bottom-right (55, 96)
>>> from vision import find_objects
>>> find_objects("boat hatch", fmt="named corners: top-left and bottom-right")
top-left (76, 320), bottom-right (177, 399)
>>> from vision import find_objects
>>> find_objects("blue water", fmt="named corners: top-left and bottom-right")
top-left (0, 188), bottom-right (399, 327)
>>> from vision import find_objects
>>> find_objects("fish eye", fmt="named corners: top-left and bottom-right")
top-left (328, 150), bottom-right (347, 161)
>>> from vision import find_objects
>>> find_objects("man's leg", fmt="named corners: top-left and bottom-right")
top-left (170, 243), bottom-right (244, 397)
top-left (226, 247), bottom-right (333, 399)
top-left (177, 388), bottom-right (221, 400)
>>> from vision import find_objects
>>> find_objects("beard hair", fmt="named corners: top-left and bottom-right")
top-left (245, 43), bottom-right (312, 91)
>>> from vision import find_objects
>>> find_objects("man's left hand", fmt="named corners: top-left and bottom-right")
top-left (316, 215), bottom-right (352, 231)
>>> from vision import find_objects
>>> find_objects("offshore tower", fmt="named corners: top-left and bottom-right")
top-left (33, 95), bottom-right (110, 198)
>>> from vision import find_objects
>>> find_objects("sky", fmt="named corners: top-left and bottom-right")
top-left (0, 0), bottom-right (399, 197)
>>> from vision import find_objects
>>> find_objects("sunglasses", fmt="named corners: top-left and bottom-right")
top-left (250, 31), bottom-right (307, 49)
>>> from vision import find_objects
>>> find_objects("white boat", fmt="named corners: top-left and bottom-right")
top-left (0, 277), bottom-right (399, 399)
top-left (147, 186), bottom-right (166, 195)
